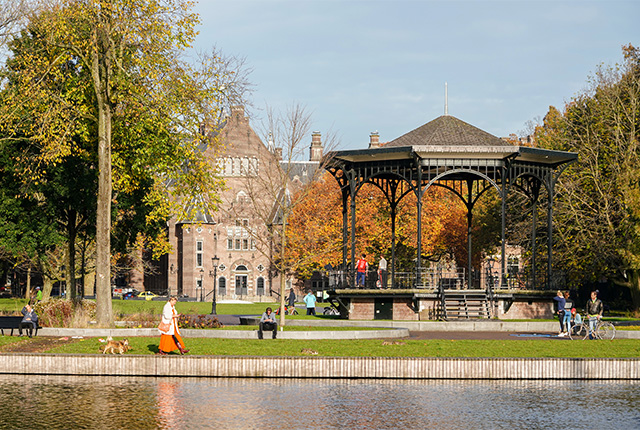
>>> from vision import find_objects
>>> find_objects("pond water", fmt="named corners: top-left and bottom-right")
top-left (0, 375), bottom-right (638, 429)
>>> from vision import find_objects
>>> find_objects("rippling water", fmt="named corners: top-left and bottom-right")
top-left (0, 375), bottom-right (639, 429)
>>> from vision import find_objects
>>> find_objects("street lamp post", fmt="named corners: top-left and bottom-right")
top-left (211, 255), bottom-right (219, 315)
top-left (199, 268), bottom-right (204, 302)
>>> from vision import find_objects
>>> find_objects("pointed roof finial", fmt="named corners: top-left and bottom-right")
top-left (444, 82), bottom-right (449, 116)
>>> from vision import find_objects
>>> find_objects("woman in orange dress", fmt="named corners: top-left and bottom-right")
top-left (158, 296), bottom-right (189, 355)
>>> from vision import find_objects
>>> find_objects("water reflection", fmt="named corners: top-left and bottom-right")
top-left (0, 375), bottom-right (639, 429)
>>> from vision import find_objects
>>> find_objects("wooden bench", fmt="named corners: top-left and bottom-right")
top-left (0, 316), bottom-right (41, 336)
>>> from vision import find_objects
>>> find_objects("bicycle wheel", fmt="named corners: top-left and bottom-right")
top-left (596, 321), bottom-right (616, 340)
top-left (568, 323), bottom-right (588, 340)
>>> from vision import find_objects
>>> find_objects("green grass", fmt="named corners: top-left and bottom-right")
top-left (0, 335), bottom-right (26, 347)
top-left (616, 325), bottom-right (640, 331)
top-left (43, 336), bottom-right (640, 358)
top-left (0, 298), bottom-right (30, 314)
top-left (0, 298), bottom-right (332, 319)
top-left (111, 300), bottom-right (332, 317)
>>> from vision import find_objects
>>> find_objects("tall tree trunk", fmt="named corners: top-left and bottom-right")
top-left (24, 266), bottom-right (31, 301)
top-left (92, 22), bottom-right (114, 326)
top-left (95, 98), bottom-right (113, 326)
top-left (278, 221), bottom-right (287, 328)
top-left (67, 211), bottom-right (77, 301)
top-left (42, 277), bottom-right (53, 301)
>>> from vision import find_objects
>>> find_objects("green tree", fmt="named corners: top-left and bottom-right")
top-left (536, 44), bottom-right (640, 310)
top-left (1, 0), bottom-right (245, 325)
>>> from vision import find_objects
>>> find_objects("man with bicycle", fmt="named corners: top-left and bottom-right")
top-left (586, 291), bottom-right (603, 339)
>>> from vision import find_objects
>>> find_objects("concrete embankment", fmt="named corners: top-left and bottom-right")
top-left (1, 354), bottom-right (638, 380)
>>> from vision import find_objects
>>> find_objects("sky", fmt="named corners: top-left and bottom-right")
top-left (191, 0), bottom-right (639, 151)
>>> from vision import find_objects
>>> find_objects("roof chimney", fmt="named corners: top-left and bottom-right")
top-left (230, 105), bottom-right (246, 123)
top-left (368, 131), bottom-right (380, 149)
top-left (309, 131), bottom-right (323, 162)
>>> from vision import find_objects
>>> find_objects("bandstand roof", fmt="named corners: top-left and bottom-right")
top-left (325, 115), bottom-right (577, 167)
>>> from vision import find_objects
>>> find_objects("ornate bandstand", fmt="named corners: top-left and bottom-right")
top-left (322, 114), bottom-right (576, 320)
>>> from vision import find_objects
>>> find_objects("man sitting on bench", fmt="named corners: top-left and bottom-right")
top-left (258, 307), bottom-right (277, 339)
top-left (19, 304), bottom-right (38, 338)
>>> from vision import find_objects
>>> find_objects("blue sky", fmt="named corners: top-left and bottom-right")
top-left (192, 0), bottom-right (638, 151)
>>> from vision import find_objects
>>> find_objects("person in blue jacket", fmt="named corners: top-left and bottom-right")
top-left (553, 290), bottom-right (566, 337)
top-left (303, 290), bottom-right (317, 316)
top-left (19, 304), bottom-right (38, 338)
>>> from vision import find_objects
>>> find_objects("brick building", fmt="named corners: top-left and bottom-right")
top-left (142, 106), bottom-right (322, 302)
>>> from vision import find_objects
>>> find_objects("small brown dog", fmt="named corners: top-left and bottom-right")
top-left (101, 338), bottom-right (131, 354)
top-left (381, 340), bottom-right (406, 346)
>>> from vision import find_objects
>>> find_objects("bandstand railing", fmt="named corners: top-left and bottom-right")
top-left (323, 267), bottom-right (564, 291)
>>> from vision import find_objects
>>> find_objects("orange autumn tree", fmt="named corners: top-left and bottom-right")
top-left (287, 175), bottom-right (472, 278)
top-left (285, 174), bottom-right (343, 279)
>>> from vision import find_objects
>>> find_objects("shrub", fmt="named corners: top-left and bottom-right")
top-left (178, 314), bottom-right (224, 329)
top-left (33, 299), bottom-right (97, 328)
top-left (116, 312), bottom-right (160, 328)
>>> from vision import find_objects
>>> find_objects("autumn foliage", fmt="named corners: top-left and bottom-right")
top-left (286, 173), bottom-right (473, 278)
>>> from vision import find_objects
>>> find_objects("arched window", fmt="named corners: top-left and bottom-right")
top-left (257, 277), bottom-right (265, 296)
top-left (218, 277), bottom-right (226, 296)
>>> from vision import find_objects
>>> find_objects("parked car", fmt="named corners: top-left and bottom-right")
top-left (137, 291), bottom-right (158, 301)
top-left (121, 290), bottom-right (140, 300)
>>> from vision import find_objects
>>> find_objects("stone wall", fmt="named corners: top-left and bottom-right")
top-left (348, 298), bottom-right (375, 319)
top-left (393, 299), bottom-right (419, 321)
top-left (497, 299), bottom-right (555, 319)
top-left (1, 354), bottom-right (638, 380)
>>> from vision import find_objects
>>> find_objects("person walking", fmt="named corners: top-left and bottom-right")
top-left (303, 290), bottom-right (317, 315)
top-left (286, 287), bottom-right (296, 313)
top-left (553, 290), bottom-right (566, 336)
top-left (356, 254), bottom-right (368, 288)
top-left (158, 296), bottom-right (189, 355)
top-left (562, 291), bottom-right (573, 336)
top-left (378, 255), bottom-right (387, 288)
top-left (35, 287), bottom-right (43, 303)
top-left (586, 290), bottom-right (604, 339)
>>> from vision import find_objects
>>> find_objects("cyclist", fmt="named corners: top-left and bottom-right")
top-left (585, 290), bottom-right (603, 339)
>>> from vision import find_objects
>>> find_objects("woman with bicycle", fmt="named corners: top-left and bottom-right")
top-left (586, 291), bottom-right (603, 339)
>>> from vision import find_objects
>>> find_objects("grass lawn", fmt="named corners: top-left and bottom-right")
top-left (0, 335), bottom-right (25, 347)
top-left (42, 336), bottom-right (640, 358)
top-left (113, 300), bottom-right (332, 318)
top-left (0, 298), bottom-right (335, 320)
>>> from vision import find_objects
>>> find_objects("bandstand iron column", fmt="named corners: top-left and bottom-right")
top-left (466, 179), bottom-right (474, 288)
top-left (415, 156), bottom-right (423, 286)
top-left (547, 175), bottom-right (555, 290)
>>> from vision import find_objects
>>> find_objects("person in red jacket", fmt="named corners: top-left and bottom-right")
top-left (356, 254), bottom-right (368, 288)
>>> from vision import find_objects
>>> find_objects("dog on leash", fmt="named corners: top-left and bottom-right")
top-left (100, 338), bottom-right (131, 354)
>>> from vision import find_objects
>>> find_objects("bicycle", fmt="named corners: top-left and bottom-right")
top-left (323, 305), bottom-right (340, 316)
top-left (275, 305), bottom-right (298, 316)
top-left (568, 316), bottom-right (615, 340)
